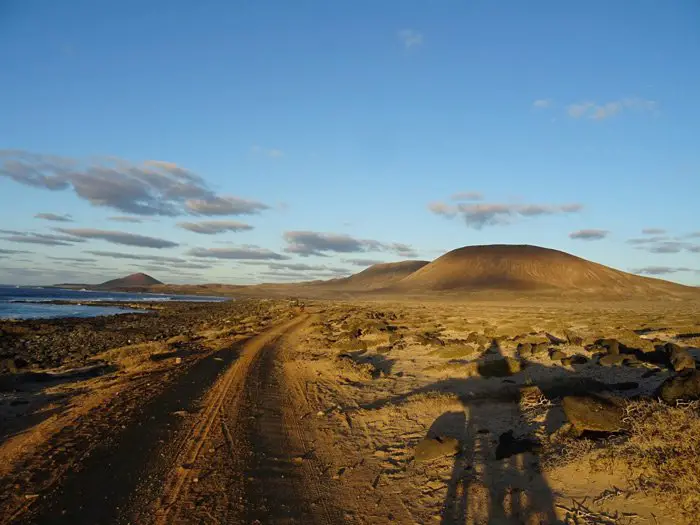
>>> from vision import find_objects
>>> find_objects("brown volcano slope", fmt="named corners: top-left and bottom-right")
top-left (392, 244), bottom-right (695, 295)
top-left (98, 273), bottom-right (163, 290)
top-left (317, 260), bottom-right (429, 291)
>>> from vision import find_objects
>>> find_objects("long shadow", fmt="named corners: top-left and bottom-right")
top-left (367, 340), bottom-right (646, 524)
top-left (0, 364), bottom-right (116, 443)
top-left (21, 344), bottom-right (243, 525)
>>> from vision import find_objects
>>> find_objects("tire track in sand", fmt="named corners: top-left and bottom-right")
top-left (151, 313), bottom-right (340, 524)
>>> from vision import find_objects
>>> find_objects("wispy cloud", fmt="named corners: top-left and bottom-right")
top-left (567, 97), bottom-right (657, 120)
top-left (344, 258), bottom-right (386, 267)
top-left (242, 261), bottom-right (348, 273)
top-left (627, 232), bottom-right (700, 253)
top-left (633, 266), bottom-right (697, 276)
top-left (626, 235), bottom-right (669, 245)
top-left (450, 191), bottom-right (483, 202)
top-left (569, 229), bottom-right (609, 241)
top-left (398, 29), bottom-right (423, 49)
top-left (1, 232), bottom-right (86, 246)
top-left (35, 212), bottom-right (73, 222)
top-left (0, 248), bottom-right (31, 255)
top-left (177, 220), bottom-right (254, 235)
top-left (108, 216), bottom-right (148, 223)
top-left (429, 197), bottom-right (583, 229)
top-left (646, 241), bottom-right (699, 254)
top-left (532, 99), bottom-right (552, 109)
top-left (86, 250), bottom-right (186, 264)
top-left (251, 145), bottom-right (284, 158)
top-left (47, 256), bottom-right (97, 263)
top-left (283, 231), bottom-right (418, 258)
top-left (0, 150), bottom-right (269, 217)
top-left (188, 246), bottom-right (290, 261)
top-left (185, 196), bottom-right (268, 216)
top-left (55, 228), bottom-right (178, 248)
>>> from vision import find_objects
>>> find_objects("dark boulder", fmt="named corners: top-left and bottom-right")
top-left (517, 342), bottom-right (533, 357)
top-left (666, 343), bottom-right (695, 372)
top-left (562, 395), bottom-right (626, 435)
top-left (565, 333), bottom-right (584, 346)
top-left (570, 354), bottom-right (588, 365)
top-left (532, 342), bottom-right (549, 355)
top-left (549, 349), bottom-right (566, 361)
top-left (656, 369), bottom-right (700, 404)
top-left (595, 338), bottom-right (620, 355)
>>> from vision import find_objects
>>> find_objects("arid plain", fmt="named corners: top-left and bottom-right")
top-left (1, 245), bottom-right (699, 524)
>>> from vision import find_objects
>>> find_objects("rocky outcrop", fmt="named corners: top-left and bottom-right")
top-left (562, 395), bottom-right (626, 435)
top-left (656, 369), bottom-right (700, 404)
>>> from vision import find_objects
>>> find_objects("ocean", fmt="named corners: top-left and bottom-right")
top-left (0, 286), bottom-right (228, 320)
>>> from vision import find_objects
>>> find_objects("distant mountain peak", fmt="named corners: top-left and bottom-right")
top-left (98, 273), bottom-right (163, 289)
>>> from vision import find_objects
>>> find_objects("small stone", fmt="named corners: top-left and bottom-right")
top-left (517, 343), bottom-right (533, 357)
top-left (316, 411), bottom-right (325, 417)
top-left (596, 338), bottom-right (621, 355)
top-left (549, 349), bottom-right (566, 361)
top-left (570, 354), bottom-right (588, 365)
top-left (174, 357), bottom-right (182, 364)
top-left (599, 354), bottom-right (629, 367)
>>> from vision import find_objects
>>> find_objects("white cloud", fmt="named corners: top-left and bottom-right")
top-left (251, 145), bottom-right (284, 158)
top-left (642, 228), bottom-right (666, 235)
top-left (532, 99), bottom-right (552, 109)
top-left (567, 97), bottom-right (657, 120)
top-left (450, 191), bottom-right (483, 202)
top-left (0, 150), bottom-right (268, 217)
top-left (283, 231), bottom-right (418, 258)
top-left (398, 29), bottom-right (423, 49)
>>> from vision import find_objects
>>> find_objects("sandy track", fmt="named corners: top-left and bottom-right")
top-left (6, 313), bottom-right (345, 525)
top-left (147, 314), bottom-right (342, 524)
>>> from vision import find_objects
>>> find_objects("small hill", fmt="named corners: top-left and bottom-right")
top-left (97, 273), bottom-right (163, 290)
top-left (317, 260), bottom-right (429, 291)
top-left (393, 244), bottom-right (694, 296)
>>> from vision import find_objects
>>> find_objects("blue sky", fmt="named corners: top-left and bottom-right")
top-left (1, 0), bottom-right (699, 286)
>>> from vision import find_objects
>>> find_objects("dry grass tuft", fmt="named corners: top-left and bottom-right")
top-left (98, 342), bottom-right (167, 368)
top-left (595, 399), bottom-right (700, 518)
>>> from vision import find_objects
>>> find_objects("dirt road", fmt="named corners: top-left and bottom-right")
top-left (11, 315), bottom-right (343, 525)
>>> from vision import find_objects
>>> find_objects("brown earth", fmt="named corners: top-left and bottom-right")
top-left (392, 244), bottom-right (695, 295)
top-left (2, 297), bottom-right (699, 524)
top-left (315, 260), bottom-right (430, 291)
top-left (138, 244), bottom-right (698, 300)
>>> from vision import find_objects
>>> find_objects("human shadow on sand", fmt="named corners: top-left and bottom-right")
top-left (364, 340), bottom-right (643, 524)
